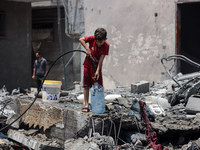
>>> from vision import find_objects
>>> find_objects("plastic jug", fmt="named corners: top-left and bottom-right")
top-left (90, 82), bottom-right (105, 114)
top-left (145, 96), bottom-right (169, 110)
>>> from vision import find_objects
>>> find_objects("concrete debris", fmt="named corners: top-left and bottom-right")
top-left (6, 114), bottom-right (22, 129)
top-left (19, 99), bottom-right (63, 130)
top-left (1, 76), bottom-right (200, 149)
top-left (161, 55), bottom-right (200, 107)
top-left (0, 138), bottom-right (14, 150)
top-left (112, 97), bottom-right (130, 108)
top-left (181, 137), bottom-right (200, 150)
top-left (185, 95), bottom-right (200, 114)
top-left (7, 129), bottom-right (62, 150)
top-left (64, 133), bottom-right (114, 150)
top-left (0, 85), bottom-right (9, 98)
top-left (64, 138), bottom-right (100, 150)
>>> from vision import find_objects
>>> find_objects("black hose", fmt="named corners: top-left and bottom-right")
top-left (0, 50), bottom-right (86, 132)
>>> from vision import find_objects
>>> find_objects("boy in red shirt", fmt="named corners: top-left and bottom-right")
top-left (79, 28), bottom-right (109, 112)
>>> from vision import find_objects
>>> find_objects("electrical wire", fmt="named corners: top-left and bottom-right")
top-left (0, 50), bottom-right (86, 132)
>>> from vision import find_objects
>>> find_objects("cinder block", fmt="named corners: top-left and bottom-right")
top-left (131, 81), bottom-right (150, 94)
top-left (186, 95), bottom-right (200, 114)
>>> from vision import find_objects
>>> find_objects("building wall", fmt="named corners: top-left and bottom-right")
top-left (0, 1), bottom-right (31, 92)
top-left (83, 0), bottom-right (177, 89)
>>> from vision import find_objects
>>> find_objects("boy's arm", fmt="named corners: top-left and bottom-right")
top-left (95, 54), bottom-right (106, 80)
top-left (79, 37), bottom-right (91, 57)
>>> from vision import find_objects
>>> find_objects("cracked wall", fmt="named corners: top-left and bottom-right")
top-left (83, 0), bottom-right (177, 89)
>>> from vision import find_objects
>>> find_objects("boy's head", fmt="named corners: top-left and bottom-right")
top-left (94, 28), bottom-right (107, 47)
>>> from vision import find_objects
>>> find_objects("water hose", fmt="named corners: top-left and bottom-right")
top-left (0, 50), bottom-right (87, 132)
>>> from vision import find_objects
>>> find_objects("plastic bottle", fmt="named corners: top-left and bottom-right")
top-left (90, 82), bottom-right (105, 114)
top-left (145, 96), bottom-right (169, 110)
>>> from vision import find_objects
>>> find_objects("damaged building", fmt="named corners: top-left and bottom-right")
top-left (1, 0), bottom-right (200, 150)
top-left (1, 0), bottom-right (200, 90)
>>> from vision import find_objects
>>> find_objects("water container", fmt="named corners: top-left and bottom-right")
top-left (145, 96), bottom-right (169, 110)
top-left (90, 82), bottom-right (105, 114)
top-left (42, 80), bottom-right (62, 102)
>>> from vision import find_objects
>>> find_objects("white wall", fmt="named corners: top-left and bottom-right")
top-left (83, 0), bottom-right (177, 89)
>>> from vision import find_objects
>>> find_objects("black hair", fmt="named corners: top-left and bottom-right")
top-left (36, 50), bottom-right (41, 55)
top-left (94, 28), bottom-right (107, 41)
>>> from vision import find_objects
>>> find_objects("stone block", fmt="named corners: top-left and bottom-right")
top-left (131, 81), bottom-right (150, 94)
top-left (186, 95), bottom-right (200, 114)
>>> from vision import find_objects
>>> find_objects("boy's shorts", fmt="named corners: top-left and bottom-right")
top-left (83, 67), bottom-right (103, 87)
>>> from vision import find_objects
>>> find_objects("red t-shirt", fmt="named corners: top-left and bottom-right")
top-left (83, 35), bottom-right (109, 68)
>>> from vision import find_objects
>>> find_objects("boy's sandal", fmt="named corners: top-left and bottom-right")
top-left (82, 107), bottom-right (90, 112)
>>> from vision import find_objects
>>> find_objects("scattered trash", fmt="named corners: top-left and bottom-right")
top-left (105, 94), bottom-right (121, 102)
top-left (131, 133), bottom-right (146, 145)
top-left (145, 96), bottom-right (169, 110)
top-left (128, 98), bottom-right (155, 121)
top-left (149, 104), bottom-right (165, 116)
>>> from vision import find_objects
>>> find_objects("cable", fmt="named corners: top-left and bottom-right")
top-left (0, 50), bottom-right (86, 132)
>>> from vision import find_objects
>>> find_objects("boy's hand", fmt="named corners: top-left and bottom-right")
top-left (94, 71), bottom-right (100, 81)
top-left (86, 48), bottom-right (91, 57)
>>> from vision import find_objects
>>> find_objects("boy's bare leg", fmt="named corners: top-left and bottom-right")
top-left (83, 87), bottom-right (89, 112)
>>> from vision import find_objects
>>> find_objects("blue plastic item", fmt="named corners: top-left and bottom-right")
top-left (90, 82), bottom-right (105, 114)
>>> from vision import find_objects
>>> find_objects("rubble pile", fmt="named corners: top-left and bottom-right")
top-left (0, 76), bottom-right (200, 149)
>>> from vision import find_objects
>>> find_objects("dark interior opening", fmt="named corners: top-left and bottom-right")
top-left (0, 11), bottom-right (6, 38)
top-left (32, 23), bottom-right (53, 29)
top-left (180, 3), bottom-right (200, 74)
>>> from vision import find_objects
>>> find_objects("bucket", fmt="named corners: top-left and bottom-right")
top-left (90, 82), bottom-right (105, 114)
top-left (42, 80), bottom-right (62, 102)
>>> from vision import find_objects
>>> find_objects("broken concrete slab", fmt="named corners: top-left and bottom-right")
top-left (7, 129), bottom-right (62, 150)
top-left (186, 95), bottom-right (200, 114)
top-left (64, 133), bottom-right (115, 150)
top-left (6, 114), bottom-right (22, 129)
top-left (131, 81), bottom-right (149, 94)
top-left (23, 129), bottom-right (38, 136)
top-left (10, 96), bottom-right (112, 143)
top-left (112, 97), bottom-right (130, 108)
top-left (64, 138), bottom-right (99, 150)
top-left (18, 98), bottom-right (63, 130)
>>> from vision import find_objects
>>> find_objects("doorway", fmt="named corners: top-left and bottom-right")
top-left (176, 2), bottom-right (200, 74)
